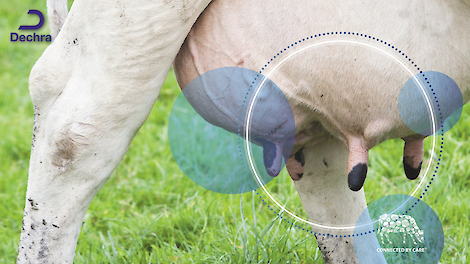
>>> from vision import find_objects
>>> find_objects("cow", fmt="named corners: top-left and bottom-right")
top-left (378, 214), bottom-right (425, 245)
top-left (17, 0), bottom-right (470, 263)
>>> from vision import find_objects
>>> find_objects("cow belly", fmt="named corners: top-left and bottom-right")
top-left (174, 0), bottom-right (470, 152)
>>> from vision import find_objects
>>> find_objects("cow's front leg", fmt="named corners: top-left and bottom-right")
top-left (294, 138), bottom-right (386, 263)
top-left (17, 1), bottom-right (211, 263)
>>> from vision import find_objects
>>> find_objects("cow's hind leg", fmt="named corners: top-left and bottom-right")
top-left (294, 138), bottom-right (386, 263)
top-left (17, 1), bottom-right (211, 263)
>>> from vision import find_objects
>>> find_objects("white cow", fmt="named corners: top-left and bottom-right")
top-left (378, 214), bottom-right (425, 245)
top-left (17, 0), bottom-right (470, 263)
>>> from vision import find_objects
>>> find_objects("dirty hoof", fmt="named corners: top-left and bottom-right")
top-left (348, 163), bottom-right (368, 191)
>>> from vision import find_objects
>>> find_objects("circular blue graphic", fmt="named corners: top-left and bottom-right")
top-left (398, 71), bottom-right (463, 136)
top-left (247, 33), bottom-right (444, 231)
top-left (353, 194), bottom-right (444, 264)
top-left (168, 67), bottom-right (295, 194)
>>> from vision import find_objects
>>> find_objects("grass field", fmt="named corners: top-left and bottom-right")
top-left (1, 1), bottom-right (469, 263)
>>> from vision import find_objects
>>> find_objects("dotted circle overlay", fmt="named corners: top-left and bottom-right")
top-left (237, 32), bottom-right (445, 238)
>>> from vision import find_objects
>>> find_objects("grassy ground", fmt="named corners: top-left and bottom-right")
top-left (1, 1), bottom-right (469, 263)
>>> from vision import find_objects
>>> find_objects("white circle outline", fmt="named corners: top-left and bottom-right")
top-left (244, 39), bottom-right (436, 230)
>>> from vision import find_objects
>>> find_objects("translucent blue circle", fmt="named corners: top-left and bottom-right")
top-left (353, 195), bottom-right (444, 264)
top-left (168, 67), bottom-right (295, 194)
top-left (398, 71), bottom-right (463, 136)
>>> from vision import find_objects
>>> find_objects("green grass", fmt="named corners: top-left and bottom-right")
top-left (1, 1), bottom-right (469, 263)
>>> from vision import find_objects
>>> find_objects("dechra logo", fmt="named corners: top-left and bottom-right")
top-left (11, 10), bottom-right (51, 42)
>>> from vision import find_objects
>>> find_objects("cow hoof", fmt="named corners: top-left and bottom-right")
top-left (348, 163), bottom-right (368, 191)
top-left (403, 159), bottom-right (422, 180)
